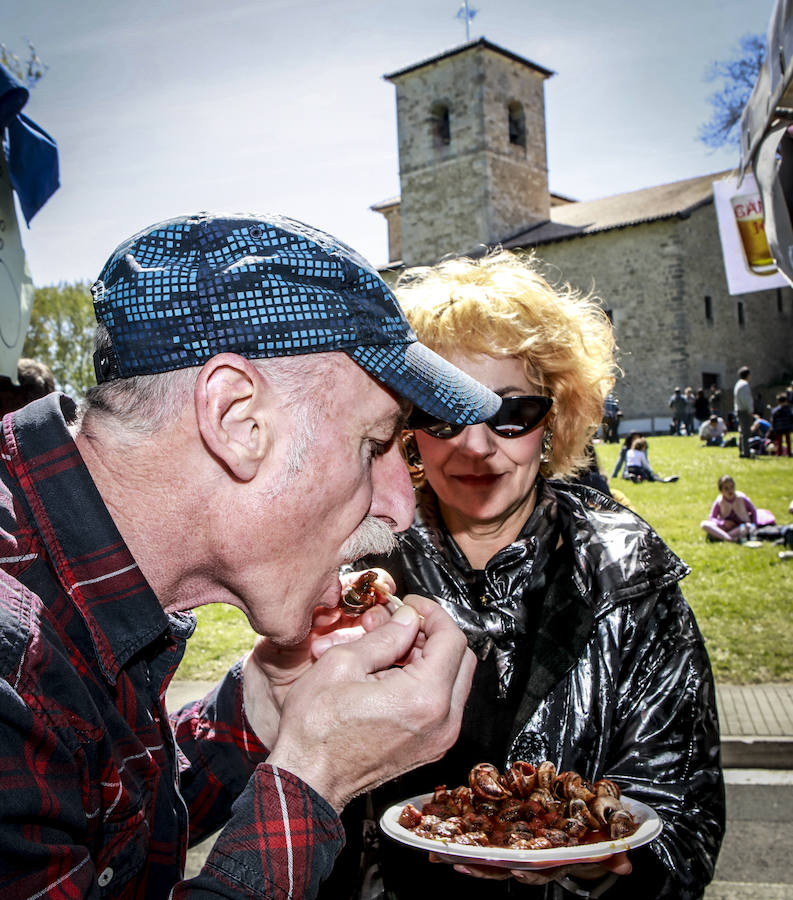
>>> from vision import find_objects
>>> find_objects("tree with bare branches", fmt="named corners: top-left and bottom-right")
top-left (699, 33), bottom-right (765, 149)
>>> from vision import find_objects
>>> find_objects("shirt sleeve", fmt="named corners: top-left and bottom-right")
top-left (170, 664), bottom-right (345, 897)
top-left (171, 661), bottom-right (271, 845)
top-left (174, 765), bottom-right (344, 899)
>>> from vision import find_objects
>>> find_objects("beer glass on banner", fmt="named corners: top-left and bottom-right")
top-left (730, 191), bottom-right (778, 275)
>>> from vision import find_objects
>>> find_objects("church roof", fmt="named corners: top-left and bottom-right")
top-left (370, 196), bottom-right (400, 212)
top-left (503, 170), bottom-right (731, 248)
top-left (384, 38), bottom-right (554, 82)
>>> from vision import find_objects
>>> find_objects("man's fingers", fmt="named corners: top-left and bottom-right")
top-left (310, 623), bottom-right (366, 658)
top-left (325, 593), bottom-right (466, 679)
top-left (318, 603), bottom-right (422, 677)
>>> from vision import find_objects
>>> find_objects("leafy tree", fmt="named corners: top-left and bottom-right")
top-left (699, 33), bottom-right (765, 149)
top-left (23, 283), bottom-right (97, 399)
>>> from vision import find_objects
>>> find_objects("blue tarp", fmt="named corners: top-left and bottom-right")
top-left (0, 63), bottom-right (59, 225)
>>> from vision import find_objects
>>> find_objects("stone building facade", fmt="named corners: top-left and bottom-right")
top-left (517, 200), bottom-right (792, 428)
top-left (372, 38), bottom-right (793, 427)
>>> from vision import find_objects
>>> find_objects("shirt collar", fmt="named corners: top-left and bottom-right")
top-left (7, 393), bottom-right (179, 683)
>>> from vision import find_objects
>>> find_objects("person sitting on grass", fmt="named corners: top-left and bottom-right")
top-left (701, 475), bottom-right (758, 542)
top-left (699, 414), bottom-right (728, 447)
top-left (612, 430), bottom-right (642, 478)
top-left (625, 436), bottom-right (679, 482)
top-left (749, 413), bottom-right (772, 455)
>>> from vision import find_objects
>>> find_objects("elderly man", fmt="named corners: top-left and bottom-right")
top-left (0, 214), bottom-right (498, 898)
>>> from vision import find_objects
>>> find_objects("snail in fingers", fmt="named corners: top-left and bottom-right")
top-left (340, 570), bottom-right (405, 617)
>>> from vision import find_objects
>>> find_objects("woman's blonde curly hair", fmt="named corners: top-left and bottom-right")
top-left (396, 250), bottom-right (618, 478)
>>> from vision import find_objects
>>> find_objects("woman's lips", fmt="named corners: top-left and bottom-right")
top-left (452, 473), bottom-right (502, 487)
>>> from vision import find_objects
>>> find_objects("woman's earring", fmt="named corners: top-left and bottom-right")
top-left (400, 430), bottom-right (425, 488)
top-left (541, 429), bottom-right (553, 464)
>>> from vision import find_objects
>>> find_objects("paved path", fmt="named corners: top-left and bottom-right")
top-left (168, 680), bottom-right (793, 769)
top-left (717, 683), bottom-right (793, 768)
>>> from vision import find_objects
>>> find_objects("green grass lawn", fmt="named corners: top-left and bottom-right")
top-left (596, 435), bottom-right (792, 684)
top-left (179, 435), bottom-right (793, 685)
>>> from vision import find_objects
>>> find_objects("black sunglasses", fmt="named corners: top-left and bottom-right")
top-left (413, 395), bottom-right (553, 440)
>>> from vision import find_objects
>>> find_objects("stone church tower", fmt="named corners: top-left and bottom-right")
top-left (384, 39), bottom-right (553, 266)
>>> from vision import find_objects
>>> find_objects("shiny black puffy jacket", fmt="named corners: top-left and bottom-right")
top-left (344, 480), bottom-right (725, 900)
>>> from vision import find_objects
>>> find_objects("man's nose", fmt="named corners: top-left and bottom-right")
top-left (371, 441), bottom-right (416, 532)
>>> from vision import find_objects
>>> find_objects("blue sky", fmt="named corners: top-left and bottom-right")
top-left (4, 0), bottom-right (776, 286)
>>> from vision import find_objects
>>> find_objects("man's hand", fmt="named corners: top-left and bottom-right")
top-left (265, 595), bottom-right (475, 812)
top-left (241, 569), bottom-right (396, 748)
top-left (242, 606), bottom-right (359, 750)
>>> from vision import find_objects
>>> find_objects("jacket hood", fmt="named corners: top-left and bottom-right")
top-left (551, 481), bottom-right (690, 615)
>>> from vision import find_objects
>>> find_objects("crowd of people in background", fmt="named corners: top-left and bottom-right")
top-left (589, 367), bottom-right (793, 555)
top-left (626, 370), bottom-right (793, 458)
top-left (591, 370), bottom-right (793, 556)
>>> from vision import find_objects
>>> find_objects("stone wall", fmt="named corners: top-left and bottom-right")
top-left (527, 203), bottom-right (793, 421)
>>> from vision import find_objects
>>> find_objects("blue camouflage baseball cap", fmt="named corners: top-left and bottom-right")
top-left (90, 213), bottom-right (500, 425)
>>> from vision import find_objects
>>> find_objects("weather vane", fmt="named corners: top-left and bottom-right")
top-left (455, 1), bottom-right (478, 41)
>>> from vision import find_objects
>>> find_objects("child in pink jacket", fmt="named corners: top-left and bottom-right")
top-left (701, 475), bottom-right (758, 542)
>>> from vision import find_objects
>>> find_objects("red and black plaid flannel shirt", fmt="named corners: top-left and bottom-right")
top-left (0, 395), bottom-right (343, 898)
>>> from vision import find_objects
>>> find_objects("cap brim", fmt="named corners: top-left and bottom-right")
top-left (348, 342), bottom-right (501, 425)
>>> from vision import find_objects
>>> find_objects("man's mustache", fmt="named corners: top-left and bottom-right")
top-left (341, 515), bottom-right (397, 562)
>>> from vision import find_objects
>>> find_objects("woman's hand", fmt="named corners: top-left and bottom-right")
top-left (429, 850), bottom-right (631, 887)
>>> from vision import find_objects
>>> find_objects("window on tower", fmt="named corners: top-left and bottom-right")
top-left (508, 101), bottom-right (526, 147)
top-left (430, 103), bottom-right (451, 147)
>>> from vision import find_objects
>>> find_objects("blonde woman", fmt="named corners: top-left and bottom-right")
top-left (327, 251), bottom-right (723, 900)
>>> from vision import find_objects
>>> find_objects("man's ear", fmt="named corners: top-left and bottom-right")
top-left (194, 354), bottom-right (271, 482)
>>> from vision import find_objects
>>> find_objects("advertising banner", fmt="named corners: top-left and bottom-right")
top-left (712, 171), bottom-right (789, 295)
